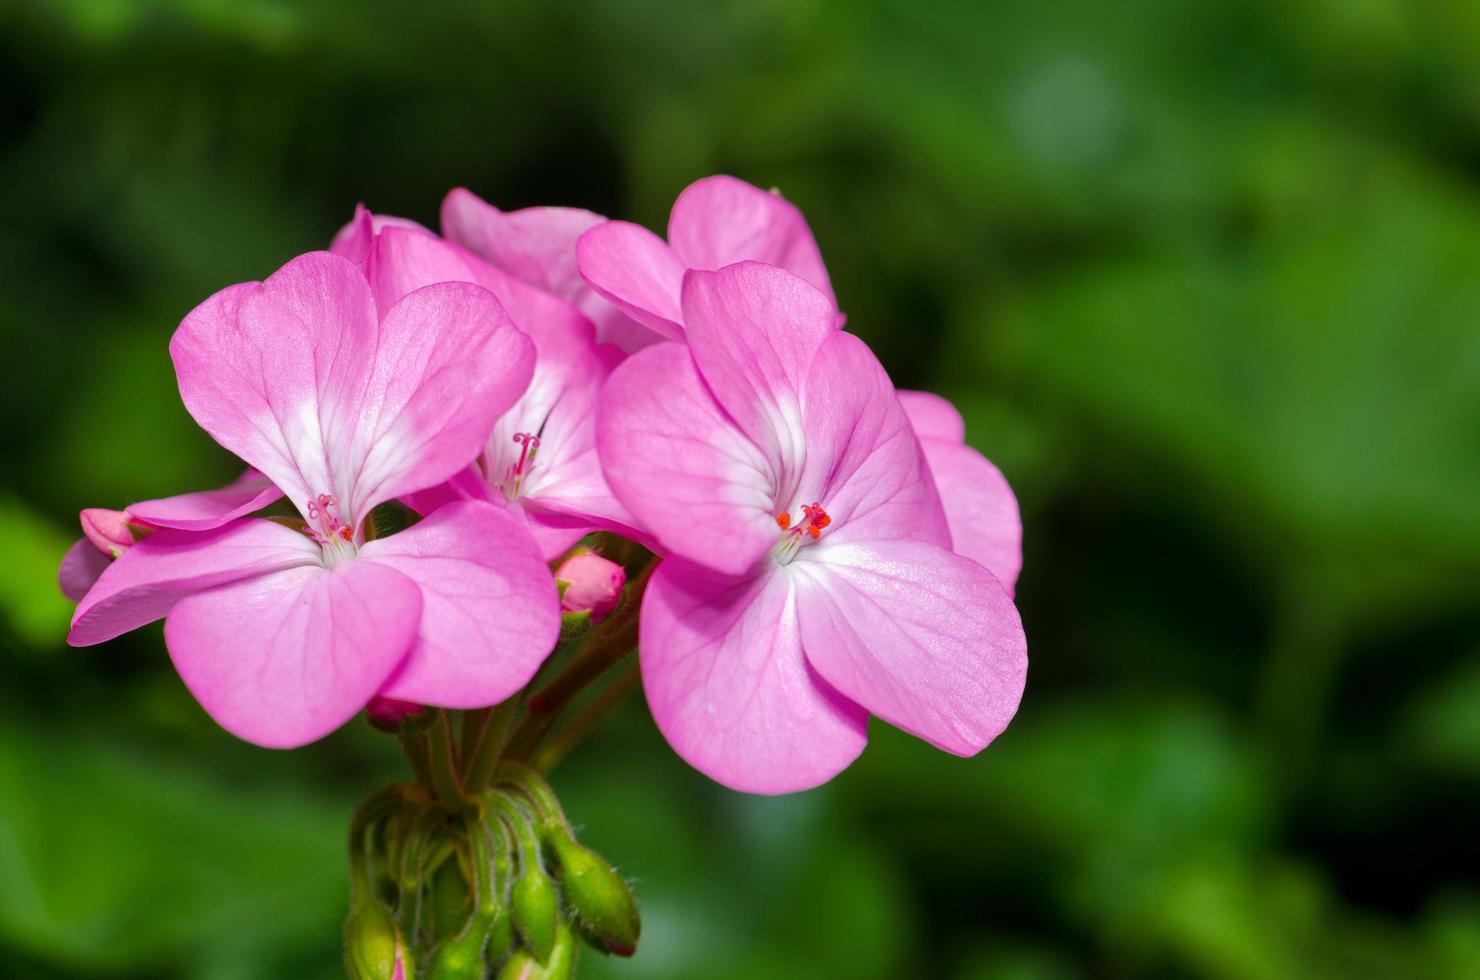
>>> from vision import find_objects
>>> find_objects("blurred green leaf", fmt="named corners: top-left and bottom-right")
top-left (0, 725), bottom-right (345, 977)
top-left (0, 498), bottom-right (74, 650)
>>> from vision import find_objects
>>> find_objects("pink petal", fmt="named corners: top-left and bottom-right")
top-left (897, 389), bottom-right (965, 444)
top-left (331, 205), bottom-right (431, 265)
top-left (165, 558), bottom-right (422, 747)
top-left (329, 203), bottom-right (375, 263)
top-left (362, 501), bottom-right (560, 709)
top-left (169, 253), bottom-right (379, 516)
top-left (920, 437), bottom-right (1022, 594)
top-left (401, 465), bottom-right (493, 518)
top-left (518, 509), bottom-right (592, 562)
top-left (489, 329), bottom-right (637, 541)
top-left (680, 263), bottom-right (835, 483)
top-left (363, 224), bottom-right (488, 318)
top-left (359, 224), bottom-right (618, 534)
top-left (362, 217), bottom-right (600, 363)
top-left (127, 468), bottom-right (283, 531)
top-left (668, 175), bottom-right (836, 306)
top-left (799, 331), bottom-right (949, 548)
top-left (348, 281), bottom-right (535, 517)
top-left (59, 538), bottom-right (110, 601)
top-left (794, 539), bottom-right (1026, 757)
top-left (68, 520), bottom-right (321, 646)
top-left (441, 188), bottom-right (604, 300)
top-left (172, 252), bottom-right (532, 526)
top-left (641, 559), bottom-right (867, 793)
top-left (443, 188), bottom-right (652, 352)
top-left (597, 343), bottom-right (775, 576)
top-left (575, 221), bottom-right (687, 340)
top-left (477, 261), bottom-right (598, 353)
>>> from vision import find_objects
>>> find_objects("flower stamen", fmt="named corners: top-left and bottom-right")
top-left (771, 502), bottom-right (831, 564)
top-left (304, 492), bottom-right (356, 564)
top-left (501, 432), bottom-right (541, 501)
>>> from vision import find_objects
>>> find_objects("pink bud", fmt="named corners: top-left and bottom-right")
top-left (366, 696), bottom-right (425, 731)
top-left (555, 551), bottom-right (626, 622)
top-left (80, 508), bottom-right (136, 558)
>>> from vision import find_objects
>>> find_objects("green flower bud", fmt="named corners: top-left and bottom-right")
top-left (428, 934), bottom-right (483, 979)
top-left (495, 949), bottom-right (545, 980)
top-left (544, 921), bottom-right (580, 980)
top-left (544, 825), bottom-right (640, 957)
top-left (428, 854), bottom-right (472, 944)
top-left (487, 793), bottom-right (561, 964)
top-left (488, 901), bottom-right (514, 966)
top-left (510, 851), bottom-right (560, 963)
top-left (491, 925), bottom-right (577, 980)
top-left (487, 823), bottom-right (515, 963)
top-left (344, 895), bottom-right (411, 980)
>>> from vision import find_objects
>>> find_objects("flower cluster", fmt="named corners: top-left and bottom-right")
top-left (60, 175), bottom-right (1028, 792)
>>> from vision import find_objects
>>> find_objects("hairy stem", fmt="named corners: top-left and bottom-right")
top-left (505, 562), bottom-right (653, 761)
top-left (464, 697), bottom-right (521, 797)
top-left (533, 659), bottom-right (641, 773)
top-left (397, 727), bottom-right (436, 791)
top-left (426, 709), bottom-right (470, 812)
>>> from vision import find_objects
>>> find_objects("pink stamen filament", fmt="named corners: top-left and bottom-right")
top-left (303, 493), bottom-right (356, 559)
top-left (502, 433), bottom-right (540, 500)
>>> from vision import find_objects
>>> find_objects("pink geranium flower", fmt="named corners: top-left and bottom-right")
top-left (58, 469), bottom-right (283, 600)
top-left (68, 251), bottom-right (560, 747)
top-left (598, 262), bottom-right (1026, 793)
top-left (440, 188), bottom-right (655, 353)
top-left (576, 175), bottom-right (836, 342)
top-left (332, 206), bottom-right (638, 560)
top-left (898, 391), bottom-right (1023, 595)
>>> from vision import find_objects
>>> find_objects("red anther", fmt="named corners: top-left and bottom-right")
top-left (775, 502), bottom-right (832, 545)
top-left (338, 526), bottom-right (352, 542)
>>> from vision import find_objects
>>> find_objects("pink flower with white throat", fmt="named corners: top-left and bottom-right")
top-left (332, 206), bottom-right (639, 560)
top-left (599, 262), bottom-right (1026, 793)
top-left (68, 251), bottom-right (560, 748)
top-left (577, 175), bottom-right (836, 342)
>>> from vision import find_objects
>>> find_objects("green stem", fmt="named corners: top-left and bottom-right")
top-left (505, 562), bottom-right (652, 760)
top-left (397, 727), bottom-right (436, 791)
top-left (533, 660), bottom-right (640, 773)
top-left (426, 710), bottom-right (470, 812)
top-left (492, 761), bottom-right (567, 828)
top-left (460, 706), bottom-right (491, 780)
top-left (464, 697), bottom-right (522, 796)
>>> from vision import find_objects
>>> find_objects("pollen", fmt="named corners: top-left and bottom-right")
top-left (771, 501), bottom-right (832, 564)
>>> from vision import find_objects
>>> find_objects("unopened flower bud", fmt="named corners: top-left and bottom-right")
top-left (80, 507), bottom-right (138, 558)
top-left (344, 895), bottom-right (411, 980)
top-left (427, 926), bottom-right (483, 979)
top-left (553, 551), bottom-right (625, 623)
top-left (510, 851), bottom-right (560, 963)
top-left (367, 696), bottom-right (427, 732)
top-left (494, 923), bottom-right (578, 980)
top-left (495, 949), bottom-right (544, 980)
top-left (545, 825), bottom-right (640, 957)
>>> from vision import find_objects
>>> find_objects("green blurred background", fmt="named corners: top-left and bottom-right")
top-left (2, 0), bottom-right (1478, 977)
